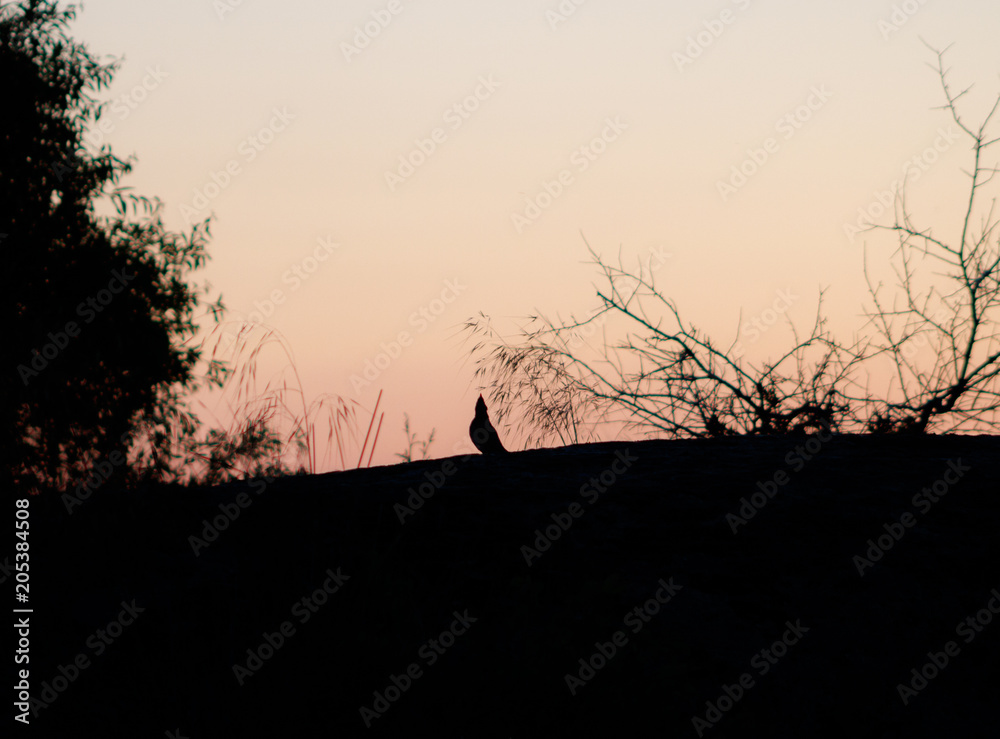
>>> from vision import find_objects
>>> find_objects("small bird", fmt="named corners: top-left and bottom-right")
top-left (469, 394), bottom-right (508, 454)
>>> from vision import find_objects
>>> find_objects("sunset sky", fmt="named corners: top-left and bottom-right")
top-left (70, 0), bottom-right (1000, 468)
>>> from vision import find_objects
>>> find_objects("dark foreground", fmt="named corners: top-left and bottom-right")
top-left (22, 434), bottom-right (1000, 737)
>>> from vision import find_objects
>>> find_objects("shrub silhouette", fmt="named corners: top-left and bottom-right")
top-left (855, 42), bottom-right (1000, 433)
top-left (396, 412), bottom-right (436, 463)
top-left (465, 45), bottom-right (999, 445)
top-left (195, 321), bottom-right (366, 482)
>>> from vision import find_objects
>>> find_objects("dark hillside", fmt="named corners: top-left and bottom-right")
top-left (25, 434), bottom-right (1000, 737)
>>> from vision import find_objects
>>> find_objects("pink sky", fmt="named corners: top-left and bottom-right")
top-left (72, 0), bottom-right (1000, 469)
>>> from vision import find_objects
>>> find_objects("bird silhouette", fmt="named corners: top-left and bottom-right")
top-left (469, 394), bottom-right (508, 454)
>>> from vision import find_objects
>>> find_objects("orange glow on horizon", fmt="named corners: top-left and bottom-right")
top-left (65, 0), bottom-right (999, 472)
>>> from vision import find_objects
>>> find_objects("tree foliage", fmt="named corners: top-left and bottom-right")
top-left (2, 1), bottom-right (224, 491)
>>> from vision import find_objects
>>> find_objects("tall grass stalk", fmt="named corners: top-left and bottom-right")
top-left (196, 320), bottom-right (368, 478)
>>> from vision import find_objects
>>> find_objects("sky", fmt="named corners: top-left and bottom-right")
top-left (67, 0), bottom-right (1000, 469)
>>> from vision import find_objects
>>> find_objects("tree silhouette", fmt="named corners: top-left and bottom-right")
top-left (2, 0), bottom-right (225, 492)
